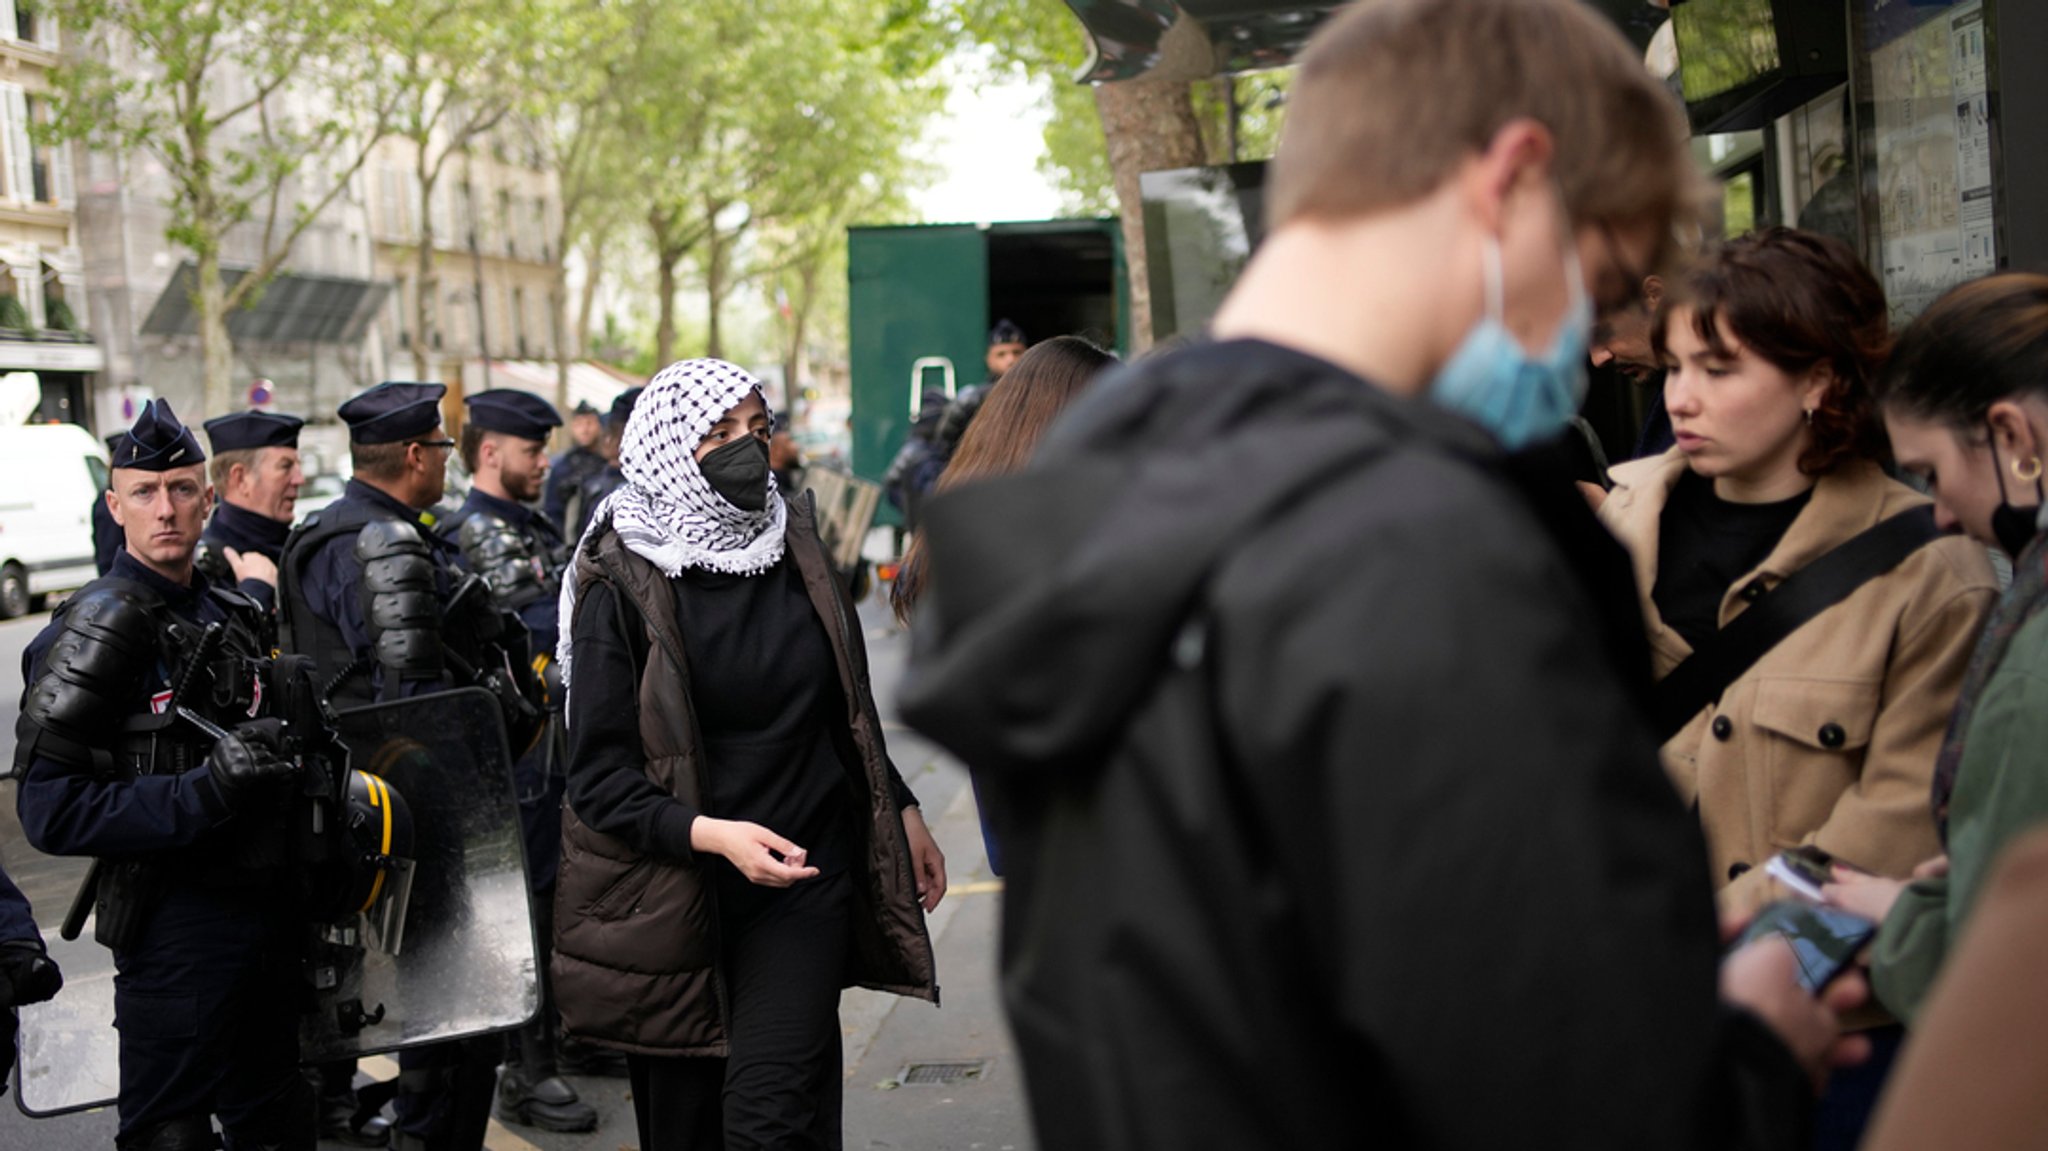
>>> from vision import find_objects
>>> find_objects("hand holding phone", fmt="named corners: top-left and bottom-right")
top-left (1731, 900), bottom-right (1878, 993)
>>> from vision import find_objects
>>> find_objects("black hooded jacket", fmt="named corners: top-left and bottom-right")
top-left (899, 340), bottom-right (1809, 1150)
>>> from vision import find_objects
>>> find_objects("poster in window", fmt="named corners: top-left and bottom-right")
top-left (1860, 0), bottom-right (1993, 321)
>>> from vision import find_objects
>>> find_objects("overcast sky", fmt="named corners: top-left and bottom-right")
top-left (911, 56), bottom-right (1064, 225)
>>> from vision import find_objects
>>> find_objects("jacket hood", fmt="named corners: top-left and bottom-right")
top-left (897, 338), bottom-right (1492, 781)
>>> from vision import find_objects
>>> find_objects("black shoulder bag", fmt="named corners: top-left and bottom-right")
top-left (1649, 505), bottom-right (1941, 742)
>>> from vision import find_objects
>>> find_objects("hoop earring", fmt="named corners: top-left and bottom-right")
top-left (2015, 455), bottom-right (2044, 484)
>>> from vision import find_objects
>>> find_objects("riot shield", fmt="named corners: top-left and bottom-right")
top-left (302, 685), bottom-right (538, 1060)
top-left (10, 686), bottom-right (537, 1116)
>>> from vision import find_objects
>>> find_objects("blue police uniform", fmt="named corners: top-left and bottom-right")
top-left (440, 486), bottom-right (563, 889)
top-left (93, 433), bottom-right (130, 576)
top-left (0, 866), bottom-right (34, 944)
top-left (542, 446), bottom-right (604, 530)
top-left (0, 860), bottom-right (62, 1094)
top-left (278, 382), bottom-right (530, 1151)
top-left (15, 400), bottom-right (308, 1151)
top-left (430, 390), bottom-right (595, 1133)
top-left (541, 400), bottom-right (605, 528)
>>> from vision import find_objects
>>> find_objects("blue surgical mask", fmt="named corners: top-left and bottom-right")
top-left (1428, 231), bottom-right (1593, 451)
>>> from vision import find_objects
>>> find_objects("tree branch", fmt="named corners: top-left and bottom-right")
top-left (224, 106), bottom-right (392, 311)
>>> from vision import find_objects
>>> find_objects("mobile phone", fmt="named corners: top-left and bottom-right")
top-left (1764, 844), bottom-right (1837, 902)
top-left (1732, 900), bottom-right (1878, 993)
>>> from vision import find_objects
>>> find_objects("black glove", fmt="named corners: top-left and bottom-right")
top-left (0, 938), bottom-right (61, 1008)
top-left (208, 718), bottom-right (294, 805)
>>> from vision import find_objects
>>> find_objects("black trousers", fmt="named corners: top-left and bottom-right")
top-left (627, 870), bottom-right (851, 1151)
top-left (111, 892), bottom-right (313, 1150)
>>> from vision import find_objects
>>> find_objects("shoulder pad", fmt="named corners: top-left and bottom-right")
top-left (23, 583), bottom-right (159, 740)
top-left (354, 517), bottom-right (429, 562)
top-left (459, 514), bottom-right (550, 607)
top-left (357, 518), bottom-right (442, 682)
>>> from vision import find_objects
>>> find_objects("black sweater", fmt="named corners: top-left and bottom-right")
top-left (565, 555), bottom-right (912, 879)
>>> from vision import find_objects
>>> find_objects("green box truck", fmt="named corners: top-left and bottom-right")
top-left (847, 218), bottom-right (1129, 522)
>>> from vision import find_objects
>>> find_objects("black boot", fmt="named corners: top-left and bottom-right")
top-left (309, 1060), bottom-right (391, 1148)
top-left (492, 1063), bottom-right (599, 1133)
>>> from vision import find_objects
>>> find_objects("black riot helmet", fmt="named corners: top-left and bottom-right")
top-left (340, 768), bottom-right (417, 955)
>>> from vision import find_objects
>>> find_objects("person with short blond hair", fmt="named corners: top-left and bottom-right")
top-left (899, 1), bottom-right (1854, 1146)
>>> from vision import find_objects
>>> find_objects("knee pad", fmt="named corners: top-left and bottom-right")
top-left (121, 1115), bottom-right (220, 1151)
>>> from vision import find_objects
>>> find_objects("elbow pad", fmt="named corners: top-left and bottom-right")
top-left (355, 519), bottom-right (443, 682)
top-left (457, 514), bottom-right (551, 609)
top-left (22, 585), bottom-right (155, 742)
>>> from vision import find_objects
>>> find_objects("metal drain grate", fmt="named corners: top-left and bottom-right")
top-left (898, 1060), bottom-right (988, 1086)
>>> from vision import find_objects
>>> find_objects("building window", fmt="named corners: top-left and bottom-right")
top-left (498, 189), bottom-right (514, 258)
top-left (511, 285), bottom-right (526, 357)
top-left (0, 84), bottom-right (33, 205)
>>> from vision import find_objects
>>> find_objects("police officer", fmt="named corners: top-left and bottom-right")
top-left (278, 381), bottom-right (540, 1151)
top-left (540, 400), bottom-right (603, 529)
top-left (93, 432), bottom-right (129, 575)
top-left (14, 398), bottom-right (309, 1151)
top-left (193, 410), bottom-right (388, 1146)
top-left (565, 387), bottom-right (640, 540)
top-left (196, 410), bottom-right (306, 614)
top-left (435, 390), bottom-right (596, 1134)
top-left (0, 860), bottom-right (63, 1094)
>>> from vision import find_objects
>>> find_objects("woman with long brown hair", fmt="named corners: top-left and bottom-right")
top-left (891, 334), bottom-right (1118, 626)
top-left (890, 334), bottom-right (1116, 876)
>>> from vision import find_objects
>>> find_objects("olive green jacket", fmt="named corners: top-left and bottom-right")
top-left (1874, 608), bottom-right (2048, 1024)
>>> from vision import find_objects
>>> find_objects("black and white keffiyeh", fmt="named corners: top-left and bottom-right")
top-left (557, 358), bottom-right (784, 685)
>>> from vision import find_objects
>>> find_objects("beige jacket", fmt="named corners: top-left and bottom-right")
top-left (1600, 451), bottom-right (1995, 913)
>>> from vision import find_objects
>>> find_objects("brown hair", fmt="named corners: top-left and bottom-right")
top-left (1876, 274), bottom-right (2048, 431)
top-left (459, 422), bottom-right (488, 474)
top-left (1269, 0), bottom-right (1696, 268)
top-left (891, 336), bottom-right (1118, 625)
top-left (208, 448), bottom-right (256, 489)
top-left (351, 439), bottom-right (411, 482)
top-left (1652, 227), bottom-right (1890, 476)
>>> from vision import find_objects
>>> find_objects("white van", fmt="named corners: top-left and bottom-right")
top-left (0, 422), bottom-right (109, 617)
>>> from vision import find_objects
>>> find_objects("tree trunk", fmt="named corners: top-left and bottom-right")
top-left (197, 252), bottom-right (234, 416)
top-left (1093, 18), bottom-right (1209, 353)
top-left (414, 158), bottom-right (439, 381)
top-left (704, 226), bottom-right (726, 362)
top-left (655, 252), bottom-right (678, 368)
top-left (781, 260), bottom-right (819, 426)
top-left (549, 269), bottom-right (569, 410)
top-left (575, 234), bottom-right (603, 360)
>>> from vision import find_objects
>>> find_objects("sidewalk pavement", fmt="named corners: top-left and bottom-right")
top-left (342, 747), bottom-right (1035, 1151)
top-left (838, 738), bottom-right (1036, 1151)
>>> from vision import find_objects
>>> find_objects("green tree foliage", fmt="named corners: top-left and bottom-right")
top-left (43, 0), bottom-right (398, 416)
top-left (622, 0), bottom-right (946, 365)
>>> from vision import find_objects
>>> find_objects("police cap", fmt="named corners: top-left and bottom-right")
top-left (339, 381), bottom-right (447, 444)
top-left (464, 390), bottom-right (561, 442)
top-left (605, 387), bottom-right (643, 432)
top-left (989, 318), bottom-right (1026, 347)
top-left (114, 398), bottom-right (206, 472)
top-left (202, 410), bottom-right (305, 454)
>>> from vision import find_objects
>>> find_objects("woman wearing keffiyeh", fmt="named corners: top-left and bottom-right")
top-left (553, 359), bottom-right (943, 1150)
top-left (1822, 275), bottom-right (2048, 1029)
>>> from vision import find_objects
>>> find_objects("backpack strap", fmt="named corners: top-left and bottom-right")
top-left (1649, 505), bottom-right (1941, 741)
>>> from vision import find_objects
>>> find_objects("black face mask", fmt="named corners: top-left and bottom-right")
top-left (1986, 431), bottom-right (2045, 558)
top-left (701, 435), bottom-right (771, 512)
